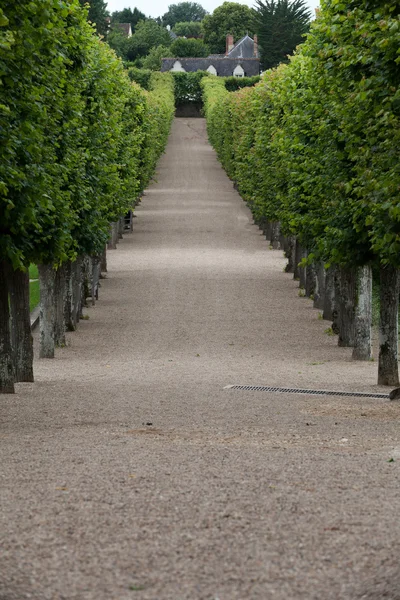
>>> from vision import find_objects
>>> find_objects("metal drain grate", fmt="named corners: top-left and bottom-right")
top-left (224, 384), bottom-right (389, 399)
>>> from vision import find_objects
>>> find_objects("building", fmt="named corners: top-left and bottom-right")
top-left (161, 34), bottom-right (260, 77)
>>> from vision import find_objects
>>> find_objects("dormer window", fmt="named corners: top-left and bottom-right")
top-left (233, 65), bottom-right (245, 77)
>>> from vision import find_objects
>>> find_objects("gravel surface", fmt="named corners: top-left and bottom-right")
top-left (1, 119), bottom-right (400, 600)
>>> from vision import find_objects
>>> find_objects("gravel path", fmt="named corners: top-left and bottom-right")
top-left (1, 119), bottom-right (400, 600)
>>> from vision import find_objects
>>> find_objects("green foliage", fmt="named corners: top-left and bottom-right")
top-left (125, 19), bottom-right (172, 61)
top-left (127, 67), bottom-right (153, 89)
top-left (161, 3), bottom-right (207, 28)
top-left (106, 29), bottom-right (131, 59)
top-left (141, 45), bottom-right (172, 70)
top-left (254, 0), bottom-right (312, 70)
top-left (173, 71), bottom-right (209, 105)
top-left (201, 0), bottom-right (400, 273)
top-left (0, 2), bottom-right (174, 269)
top-left (224, 76), bottom-right (261, 91)
top-left (29, 280), bottom-right (40, 312)
top-left (172, 21), bottom-right (203, 38)
top-left (201, 2), bottom-right (256, 54)
top-left (170, 37), bottom-right (210, 57)
top-left (111, 7), bottom-right (147, 30)
top-left (78, 0), bottom-right (109, 36)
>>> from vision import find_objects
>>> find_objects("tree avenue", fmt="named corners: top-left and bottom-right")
top-left (0, 1), bottom-right (175, 393)
top-left (202, 0), bottom-right (400, 386)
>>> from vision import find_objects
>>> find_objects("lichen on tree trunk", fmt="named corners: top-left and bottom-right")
top-left (378, 264), bottom-right (400, 386)
top-left (352, 265), bottom-right (372, 361)
top-left (8, 266), bottom-right (34, 381)
top-left (38, 263), bottom-right (56, 359)
top-left (0, 261), bottom-right (15, 393)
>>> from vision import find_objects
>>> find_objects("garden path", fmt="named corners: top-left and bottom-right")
top-left (1, 119), bottom-right (400, 600)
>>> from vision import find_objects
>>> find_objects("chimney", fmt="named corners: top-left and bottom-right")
top-left (226, 34), bottom-right (234, 55)
top-left (253, 34), bottom-right (258, 57)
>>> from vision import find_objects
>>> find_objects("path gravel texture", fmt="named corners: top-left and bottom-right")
top-left (1, 119), bottom-right (400, 600)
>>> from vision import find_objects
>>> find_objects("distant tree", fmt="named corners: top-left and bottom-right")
top-left (111, 7), bottom-right (147, 31)
top-left (78, 0), bottom-right (109, 36)
top-left (172, 21), bottom-right (202, 38)
top-left (161, 2), bottom-right (207, 28)
top-left (201, 2), bottom-right (256, 54)
top-left (170, 37), bottom-right (209, 56)
top-left (125, 19), bottom-right (172, 61)
top-left (254, 0), bottom-right (312, 70)
top-left (106, 29), bottom-right (131, 59)
top-left (142, 45), bottom-right (173, 70)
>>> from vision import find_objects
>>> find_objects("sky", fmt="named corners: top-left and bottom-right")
top-left (105, 0), bottom-right (320, 20)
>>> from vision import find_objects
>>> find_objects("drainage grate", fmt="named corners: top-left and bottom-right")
top-left (224, 384), bottom-right (389, 399)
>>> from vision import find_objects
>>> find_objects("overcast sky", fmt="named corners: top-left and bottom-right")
top-left (105, 0), bottom-right (320, 20)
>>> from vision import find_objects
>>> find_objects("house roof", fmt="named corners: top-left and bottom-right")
top-left (112, 22), bottom-right (132, 37)
top-left (160, 57), bottom-right (260, 77)
top-left (227, 35), bottom-right (258, 59)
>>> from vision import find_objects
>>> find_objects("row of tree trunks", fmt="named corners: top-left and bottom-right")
top-left (257, 218), bottom-right (399, 384)
top-left (0, 212), bottom-right (134, 393)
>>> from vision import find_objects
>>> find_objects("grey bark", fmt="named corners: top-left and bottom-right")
top-left (285, 236), bottom-right (296, 274)
top-left (91, 256), bottom-right (101, 305)
top-left (38, 264), bottom-right (56, 359)
top-left (305, 261), bottom-right (316, 298)
top-left (54, 265), bottom-right (66, 348)
top-left (298, 246), bottom-right (307, 290)
top-left (336, 267), bottom-right (356, 347)
top-left (271, 221), bottom-right (281, 250)
top-left (8, 267), bottom-right (34, 381)
top-left (107, 224), bottom-right (116, 250)
top-left (293, 239), bottom-right (301, 280)
top-left (323, 267), bottom-right (336, 321)
top-left (263, 221), bottom-right (272, 242)
top-left (100, 246), bottom-right (107, 275)
top-left (0, 261), bottom-right (15, 393)
top-left (74, 258), bottom-right (83, 323)
top-left (378, 265), bottom-right (400, 386)
top-left (112, 222), bottom-right (119, 247)
top-left (313, 263), bottom-right (326, 310)
top-left (352, 265), bottom-right (372, 361)
top-left (118, 218), bottom-right (124, 239)
top-left (64, 261), bottom-right (74, 332)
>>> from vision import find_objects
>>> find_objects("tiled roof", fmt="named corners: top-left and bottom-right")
top-left (161, 57), bottom-right (260, 77)
top-left (228, 35), bottom-right (258, 59)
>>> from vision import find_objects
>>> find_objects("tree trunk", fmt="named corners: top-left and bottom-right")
top-left (264, 221), bottom-right (272, 242)
top-left (298, 246), bottom-right (307, 290)
top-left (73, 257), bottom-right (83, 323)
top-left (8, 267), bottom-right (34, 381)
top-left (107, 224), bottom-right (116, 250)
top-left (271, 221), bottom-right (281, 250)
top-left (323, 267), bottom-right (335, 321)
top-left (378, 264), bottom-right (400, 386)
top-left (352, 265), bottom-right (373, 361)
top-left (38, 264), bottom-right (56, 359)
top-left (305, 261), bottom-right (316, 298)
top-left (54, 265), bottom-right (66, 347)
top-left (285, 236), bottom-right (296, 273)
top-left (0, 261), bottom-right (15, 393)
top-left (112, 222), bottom-right (119, 247)
top-left (64, 261), bottom-right (74, 332)
top-left (118, 217), bottom-right (124, 239)
top-left (336, 267), bottom-right (356, 347)
top-left (91, 255), bottom-right (101, 305)
top-left (294, 239), bottom-right (301, 280)
top-left (313, 263), bottom-right (326, 310)
top-left (100, 246), bottom-right (107, 275)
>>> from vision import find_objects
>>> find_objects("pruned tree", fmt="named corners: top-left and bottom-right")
top-left (172, 21), bottom-right (203, 38)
